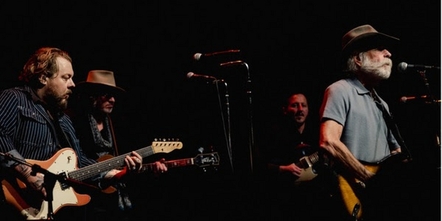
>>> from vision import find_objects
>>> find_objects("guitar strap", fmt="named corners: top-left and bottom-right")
top-left (373, 93), bottom-right (413, 161)
top-left (107, 114), bottom-right (119, 156)
top-left (51, 113), bottom-right (73, 149)
top-left (358, 92), bottom-right (415, 221)
top-left (104, 114), bottom-right (134, 210)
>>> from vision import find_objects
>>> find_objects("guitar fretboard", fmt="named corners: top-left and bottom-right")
top-left (69, 145), bottom-right (156, 181)
top-left (141, 158), bottom-right (194, 172)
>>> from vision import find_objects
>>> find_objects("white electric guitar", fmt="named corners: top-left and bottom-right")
top-left (294, 151), bottom-right (320, 184)
top-left (1, 140), bottom-right (183, 220)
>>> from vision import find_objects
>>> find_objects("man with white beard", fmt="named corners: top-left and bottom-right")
top-left (319, 25), bottom-right (412, 221)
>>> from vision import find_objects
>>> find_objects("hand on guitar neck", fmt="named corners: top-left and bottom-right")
top-left (147, 159), bottom-right (168, 175)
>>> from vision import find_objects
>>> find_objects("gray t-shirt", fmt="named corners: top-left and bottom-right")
top-left (320, 77), bottom-right (400, 163)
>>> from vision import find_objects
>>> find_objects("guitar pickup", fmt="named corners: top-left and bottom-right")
top-left (57, 172), bottom-right (70, 190)
top-left (298, 158), bottom-right (310, 169)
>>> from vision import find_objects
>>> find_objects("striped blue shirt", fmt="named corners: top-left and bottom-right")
top-left (0, 86), bottom-right (97, 168)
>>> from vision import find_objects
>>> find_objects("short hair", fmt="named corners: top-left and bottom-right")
top-left (19, 47), bottom-right (72, 88)
top-left (280, 91), bottom-right (308, 106)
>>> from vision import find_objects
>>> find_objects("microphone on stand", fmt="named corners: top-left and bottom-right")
top-left (400, 95), bottom-right (441, 104)
top-left (400, 95), bottom-right (429, 103)
top-left (186, 72), bottom-right (216, 80)
top-left (220, 60), bottom-right (244, 67)
top-left (186, 72), bottom-right (220, 84)
top-left (193, 49), bottom-right (240, 61)
top-left (397, 62), bottom-right (440, 73)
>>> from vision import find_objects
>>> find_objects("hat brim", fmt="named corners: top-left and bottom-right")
top-left (75, 82), bottom-right (126, 97)
top-left (342, 32), bottom-right (400, 57)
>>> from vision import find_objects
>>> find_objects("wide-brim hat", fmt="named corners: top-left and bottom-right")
top-left (341, 24), bottom-right (400, 57)
top-left (75, 70), bottom-right (125, 96)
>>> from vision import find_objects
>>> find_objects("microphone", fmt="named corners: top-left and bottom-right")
top-left (400, 95), bottom-right (428, 103)
top-left (193, 49), bottom-right (240, 61)
top-left (186, 72), bottom-right (216, 80)
top-left (397, 62), bottom-right (440, 73)
top-left (219, 60), bottom-right (244, 67)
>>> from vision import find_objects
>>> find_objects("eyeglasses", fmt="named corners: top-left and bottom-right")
top-left (99, 93), bottom-right (115, 99)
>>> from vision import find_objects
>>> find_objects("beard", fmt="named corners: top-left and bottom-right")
top-left (44, 87), bottom-right (70, 111)
top-left (360, 55), bottom-right (392, 80)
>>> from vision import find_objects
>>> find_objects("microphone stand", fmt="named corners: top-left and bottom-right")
top-left (417, 70), bottom-right (440, 104)
top-left (214, 79), bottom-right (234, 173)
top-left (417, 69), bottom-right (441, 149)
top-left (0, 152), bottom-right (91, 220)
top-left (31, 165), bottom-right (57, 220)
top-left (243, 62), bottom-right (255, 174)
top-left (1, 153), bottom-right (61, 220)
top-left (219, 61), bottom-right (255, 174)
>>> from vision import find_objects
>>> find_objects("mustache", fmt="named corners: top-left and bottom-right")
top-left (384, 60), bottom-right (392, 66)
top-left (295, 112), bottom-right (305, 116)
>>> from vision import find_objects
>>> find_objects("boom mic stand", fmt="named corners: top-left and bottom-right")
top-left (219, 61), bottom-right (255, 174)
top-left (221, 61), bottom-right (254, 173)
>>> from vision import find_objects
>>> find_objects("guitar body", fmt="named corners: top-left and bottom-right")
top-left (338, 164), bottom-right (380, 220)
top-left (338, 153), bottom-right (406, 220)
top-left (2, 148), bottom-right (90, 220)
top-left (2, 140), bottom-right (183, 220)
top-left (295, 166), bottom-right (317, 183)
top-left (293, 151), bottom-right (320, 184)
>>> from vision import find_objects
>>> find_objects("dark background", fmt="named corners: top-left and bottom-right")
top-left (1, 1), bottom-right (440, 220)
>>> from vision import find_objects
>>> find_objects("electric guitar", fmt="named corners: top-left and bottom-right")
top-left (140, 152), bottom-right (220, 172)
top-left (99, 151), bottom-right (221, 194)
top-left (1, 140), bottom-right (183, 220)
top-left (294, 151), bottom-right (320, 183)
top-left (338, 153), bottom-right (406, 220)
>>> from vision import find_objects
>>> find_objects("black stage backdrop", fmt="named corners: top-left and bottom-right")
top-left (0, 1), bottom-right (440, 220)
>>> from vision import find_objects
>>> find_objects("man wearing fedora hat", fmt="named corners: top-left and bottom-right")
top-left (68, 70), bottom-right (168, 220)
top-left (70, 70), bottom-right (128, 160)
top-left (318, 25), bottom-right (413, 221)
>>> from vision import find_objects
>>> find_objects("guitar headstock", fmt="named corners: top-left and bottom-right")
top-left (194, 152), bottom-right (220, 167)
top-left (152, 139), bottom-right (183, 153)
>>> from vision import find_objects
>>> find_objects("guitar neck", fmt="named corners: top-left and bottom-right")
top-left (141, 158), bottom-right (194, 172)
top-left (69, 145), bottom-right (156, 181)
top-left (68, 141), bottom-right (182, 181)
